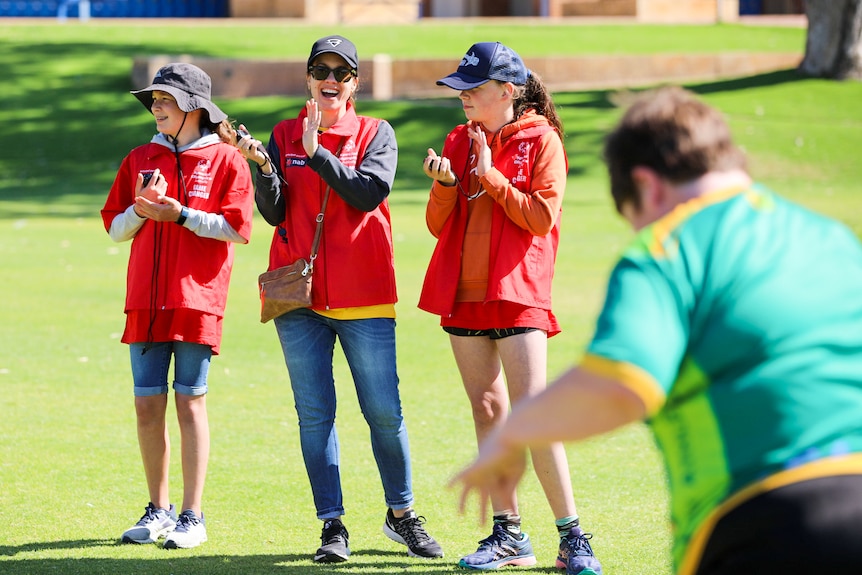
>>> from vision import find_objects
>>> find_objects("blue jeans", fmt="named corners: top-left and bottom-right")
top-left (274, 309), bottom-right (413, 518)
top-left (129, 341), bottom-right (212, 397)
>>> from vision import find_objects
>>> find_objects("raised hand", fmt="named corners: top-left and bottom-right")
top-left (301, 99), bottom-right (322, 158)
top-left (467, 125), bottom-right (492, 178)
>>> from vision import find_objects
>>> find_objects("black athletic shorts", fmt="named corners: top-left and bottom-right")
top-left (442, 326), bottom-right (539, 340)
top-left (695, 473), bottom-right (862, 574)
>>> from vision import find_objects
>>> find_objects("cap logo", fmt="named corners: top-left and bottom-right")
top-left (326, 38), bottom-right (343, 48)
top-left (461, 52), bottom-right (480, 67)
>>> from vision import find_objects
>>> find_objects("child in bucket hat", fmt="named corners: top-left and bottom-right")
top-left (132, 62), bottom-right (228, 125)
top-left (421, 43), bottom-right (603, 574)
top-left (102, 61), bottom-right (254, 550)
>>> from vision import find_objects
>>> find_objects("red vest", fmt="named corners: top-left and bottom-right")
top-left (267, 107), bottom-right (397, 309)
top-left (101, 140), bottom-right (254, 316)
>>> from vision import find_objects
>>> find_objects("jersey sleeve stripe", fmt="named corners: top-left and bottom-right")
top-left (580, 353), bottom-right (666, 416)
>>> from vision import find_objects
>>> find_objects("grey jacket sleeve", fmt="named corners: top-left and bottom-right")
top-left (182, 208), bottom-right (246, 243)
top-left (108, 206), bottom-right (146, 242)
top-left (307, 120), bottom-right (397, 212)
top-left (108, 206), bottom-right (244, 243)
top-left (254, 136), bottom-right (285, 226)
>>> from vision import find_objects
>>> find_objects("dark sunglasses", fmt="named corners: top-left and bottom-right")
top-left (308, 64), bottom-right (356, 83)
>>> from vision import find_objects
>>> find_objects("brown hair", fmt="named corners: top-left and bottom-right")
top-left (512, 71), bottom-right (564, 137)
top-left (213, 118), bottom-right (236, 144)
top-left (603, 86), bottom-right (747, 213)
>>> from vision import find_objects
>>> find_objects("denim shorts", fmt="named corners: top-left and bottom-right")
top-left (129, 341), bottom-right (212, 397)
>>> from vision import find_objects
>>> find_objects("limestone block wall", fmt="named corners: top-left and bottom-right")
top-left (339, 0), bottom-right (420, 23)
top-left (556, 0), bottom-right (739, 22)
top-left (637, 0), bottom-right (736, 22)
top-left (230, 0), bottom-right (309, 17)
top-left (228, 0), bottom-right (740, 21)
top-left (133, 50), bottom-right (801, 101)
top-left (229, 0), bottom-right (419, 22)
top-left (559, 0), bottom-right (637, 17)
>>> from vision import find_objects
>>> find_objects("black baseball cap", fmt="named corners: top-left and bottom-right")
top-left (437, 42), bottom-right (528, 91)
top-left (307, 35), bottom-right (359, 71)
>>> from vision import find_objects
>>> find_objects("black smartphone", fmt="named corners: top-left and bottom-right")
top-left (141, 172), bottom-right (153, 186)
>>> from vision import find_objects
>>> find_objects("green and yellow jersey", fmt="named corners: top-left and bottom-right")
top-left (584, 184), bottom-right (862, 573)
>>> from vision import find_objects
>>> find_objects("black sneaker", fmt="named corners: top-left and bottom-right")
top-left (314, 518), bottom-right (350, 563)
top-left (383, 508), bottom-right (444, 558)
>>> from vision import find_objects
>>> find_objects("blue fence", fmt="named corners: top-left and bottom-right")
top-left (0, 0), bottom-right (229, 17)
top-left (739, 0), bottom-right (762, 15)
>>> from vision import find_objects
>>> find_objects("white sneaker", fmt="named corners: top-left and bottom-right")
top-left (121, 502), bottom-right (177, 544)
top-left (164, 510), bottom-right (207, 549)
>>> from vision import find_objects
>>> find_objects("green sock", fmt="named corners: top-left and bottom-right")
top-left (555, 515), bottom-right (580, 534)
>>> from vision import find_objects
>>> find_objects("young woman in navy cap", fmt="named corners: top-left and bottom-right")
top-left (420, 42), bottom-right (602, 575)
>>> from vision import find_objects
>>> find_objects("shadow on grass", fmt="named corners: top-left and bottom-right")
top-left (0, 539), bottom-right (563, 575)
top-left (0, 28), bottom-right (807, 221)
top-left (687, 67), bottom-right (805, 94)
top-left (0, 539), bottom-right (117, 555)
top-left (0, 39), bottom-right (224, 220)
top-left (0, 534), bottom-right (581, 574)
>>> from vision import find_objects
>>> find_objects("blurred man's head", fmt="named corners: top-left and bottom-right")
top-left (604, 86), bottom-right (748, 221)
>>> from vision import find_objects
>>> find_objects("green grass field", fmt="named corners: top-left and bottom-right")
top-left (2, 18), bottom-right (861, 575)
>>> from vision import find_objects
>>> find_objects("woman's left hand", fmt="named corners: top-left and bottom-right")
top-left (302, 99), bottom-right (321, 158)
top-left (467, 125), bottom-right (492, 178)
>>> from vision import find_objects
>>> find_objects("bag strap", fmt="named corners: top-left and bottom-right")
top-left (308, 185), bottom-right (330, 261)
top-left (306, 137), bottom-right (346, 273)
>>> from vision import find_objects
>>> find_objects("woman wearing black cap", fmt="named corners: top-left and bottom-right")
top-left (419, 42), bottom-right (603, 575)
top-left (236, 35), bottom-right (443, 564)
top-left (101, 63), bottom-right (254, 549)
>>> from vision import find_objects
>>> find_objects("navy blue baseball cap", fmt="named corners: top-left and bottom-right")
top-left (437, 42), bottom-right (528, 91)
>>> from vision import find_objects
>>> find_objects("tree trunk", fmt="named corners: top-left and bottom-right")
top-left (800, 0), bottom-right (862, 79)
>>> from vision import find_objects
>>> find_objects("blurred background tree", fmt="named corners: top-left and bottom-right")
top-left (801, 0), bottom-right (862, 79)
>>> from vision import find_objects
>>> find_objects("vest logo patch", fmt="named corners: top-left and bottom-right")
top-left (188, 159), bottom-right (212, 199)
top-left (285, 154), bottom-right (306, 168)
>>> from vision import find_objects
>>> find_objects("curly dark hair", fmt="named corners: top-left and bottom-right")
top-left (511, 70), bottom-right (564, 137)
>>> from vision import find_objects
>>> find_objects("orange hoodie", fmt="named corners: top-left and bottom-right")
top-left (420, 110), bottom-right (568, 316)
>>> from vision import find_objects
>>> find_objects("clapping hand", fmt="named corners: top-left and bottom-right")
top-left (302, 99), bottom-right (322, 158)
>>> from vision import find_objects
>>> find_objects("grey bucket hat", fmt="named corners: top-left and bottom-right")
top-left (131, 62), bottom-right (227, 124)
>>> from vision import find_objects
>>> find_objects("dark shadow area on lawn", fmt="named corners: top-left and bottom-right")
top-left (0, 541), bottom-right (563, 575)
top-left (1, 37), bottom-right (807, 221)
top-left (687, 67), bottom-right (805, 95)
top-left (0, 39), bottom-right (216, 219)
top-left (0, 556), bottom-right (561, 575)
top-left (0, 538), bottom-right (116, 556)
